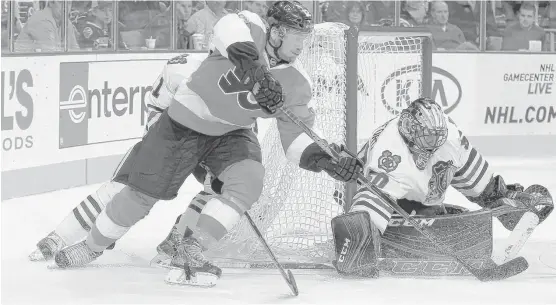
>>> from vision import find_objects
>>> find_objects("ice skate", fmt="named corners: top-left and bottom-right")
top-left (165, 237), bottom-right (222, 287)
top-left (29, 231), bottom-right (67, 261)
top-left (54, 240), bottom-right (103, 268)
top-left (150, 225), bottom-right (182, 269)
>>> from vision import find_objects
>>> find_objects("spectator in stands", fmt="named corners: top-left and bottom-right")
top-left (502, 2), bottom-right (547, 51)
top-left (193, 1), bottom-right (205, 13)
top-left (117, 1), bottom-right (171, 50)
top-left (365, 0), bottom-right (396, 25)
top-left (502, 1), bottom-right (521, 23)
top-left (400, 0), bottom-right (428, 26)
top-left (225, 1), bottom-right (241, 13)
top-left (176, 1), bottom-right (193, 49)
top-left (345, 2), bottom-right (366, 27)
top-left (14, 0), bottom-right (78, 52)
top-left (74, 2), bottom-right (113, 50)
top-left (70, 1), bottom-right (93, 22)
top-left (321, 1), bottom-right (346, 23)
top-left (447, 1), bottom-right (502, 50)
top-left (428, 1), bottom-right (465, 49)
top-left (185, 0), bottom-right (228, 48)
top-left (2, 1), bottom-right (23, 50)
top-left (539, 1), bottom-right (556, 28)
top-left (244, 1), bottom-right (269, 19)
top-left (427, 1), bottom-right (479, 50)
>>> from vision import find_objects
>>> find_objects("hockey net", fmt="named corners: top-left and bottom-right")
top-left (207, 23), bottom-right (432, 267)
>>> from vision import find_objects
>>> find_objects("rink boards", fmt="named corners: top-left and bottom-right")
top-left (1, 52), bottom-right (555, 199)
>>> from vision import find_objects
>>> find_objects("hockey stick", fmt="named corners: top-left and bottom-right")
top-left (279, 106), bottom-right (528, 282)
top-left (244, 212), bottom-right (299, 296)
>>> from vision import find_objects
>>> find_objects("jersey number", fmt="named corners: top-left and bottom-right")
top-left (152, 76), bottom-right (163, 99)
top-left (218, 66), bottom-right (260, 111)
top-left (368, 171), bottom-right (389, 189)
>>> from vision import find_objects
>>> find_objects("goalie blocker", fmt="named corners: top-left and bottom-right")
top-left (333, 200), bottom-right (517, 278)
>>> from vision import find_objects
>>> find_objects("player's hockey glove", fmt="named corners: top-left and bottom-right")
top-left (144, 104), bottom-right (163, 136)
top-left (316, 144), bottom-right (363, 183)
top-left (239, 64), bottom-right (284, 114)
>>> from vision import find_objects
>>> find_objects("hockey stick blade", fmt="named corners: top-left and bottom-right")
top-left (473, 257), bottom-right (529, 282)
top-left (245, 212), bottom-right (299, 296)
top-left (278, 106), bottom-right (529, 281)
top-left (287, 269), bottom-right (299, 296)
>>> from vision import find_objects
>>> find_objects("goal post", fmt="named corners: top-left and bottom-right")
top-left (206, 23), bottom-right (433, 268)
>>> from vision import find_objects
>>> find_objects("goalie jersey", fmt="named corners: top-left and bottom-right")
top-left (353, 116), bottom-right (495, 232)
top-left (167, 11), bottom-right (316, 166)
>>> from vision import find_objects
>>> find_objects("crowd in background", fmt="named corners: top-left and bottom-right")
top-left (2, 0), bottom-right (555, 53)
top-left (323, 1), bottom-right (555, 51)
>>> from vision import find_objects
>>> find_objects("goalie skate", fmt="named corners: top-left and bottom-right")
top-left (29, 231), bottom-right (66, 261)
top-left (164, 237), bottom-right (222, 287)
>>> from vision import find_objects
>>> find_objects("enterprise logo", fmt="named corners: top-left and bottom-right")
top-left (59, 85), bottom-right (88, 124)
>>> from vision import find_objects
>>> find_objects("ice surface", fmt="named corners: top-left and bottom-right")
top-left (2, 158), bottom-right (556, 304)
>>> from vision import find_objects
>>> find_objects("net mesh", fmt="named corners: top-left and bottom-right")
top-left (206, 23), bottom-right (427, 266)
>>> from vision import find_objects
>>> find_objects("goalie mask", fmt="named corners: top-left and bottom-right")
top-left (398, 98), bottom-right (448, 170)
top-left (266, 1), bottom-right (313, 65)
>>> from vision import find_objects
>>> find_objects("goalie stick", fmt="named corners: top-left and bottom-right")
top-left (279, 106), bottom-right (529, 282)
top-left (492, 211), bottom-right (538, 265)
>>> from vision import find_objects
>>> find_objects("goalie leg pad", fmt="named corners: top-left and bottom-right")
top-left (331, 211), bottom-right (381, 277)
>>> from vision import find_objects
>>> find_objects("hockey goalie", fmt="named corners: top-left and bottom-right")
top-left (332, 97), bottom-right (554, 278)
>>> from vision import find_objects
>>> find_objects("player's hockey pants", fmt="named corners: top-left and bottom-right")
top-left (86, 110), bottom-right (264, 252)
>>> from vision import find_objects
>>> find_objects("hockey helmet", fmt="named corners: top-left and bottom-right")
top-left (267, 1), bottom-right (314, 34)
top-left (398, 98), bottom-right (448, 169)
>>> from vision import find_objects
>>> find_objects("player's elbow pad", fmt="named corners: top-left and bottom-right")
top-left (226, 42), bottom-right (260, 72)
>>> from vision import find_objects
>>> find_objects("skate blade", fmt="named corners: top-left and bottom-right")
top-left (165, 268), bottom-right (218, 288)
top-left (28, 248), bottom-right (47, 262)
top-left (150, 254), bottom-right (173, 269)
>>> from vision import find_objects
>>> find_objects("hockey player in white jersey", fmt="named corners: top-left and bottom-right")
top-left (332, 97), bottom-right (553, 277)
top-left (28, 52), bottom-right (213, 262)
top-left (53, 1), bottom-right (363, 287)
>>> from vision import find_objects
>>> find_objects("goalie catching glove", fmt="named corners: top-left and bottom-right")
top-left (238, 63), bottom-right (284, 114)
top-left (472, 176), bottom-right (554, 231)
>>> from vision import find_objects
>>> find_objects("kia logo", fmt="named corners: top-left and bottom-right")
top-left (380, 65), bottom-right (462, 115)
top-left (432, 66), bottom-right (462, 114)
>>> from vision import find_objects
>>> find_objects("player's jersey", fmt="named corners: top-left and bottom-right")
top-left (352, 115), bottom-right (495, 232)
top-left (148, 53), bottom-right (207, 110)
top-left (168, 11), bottom-right (315, 165)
